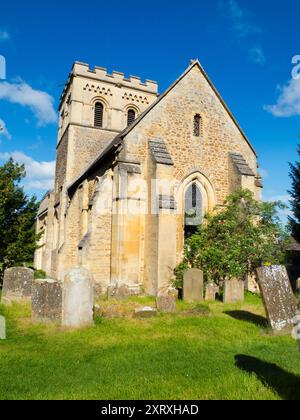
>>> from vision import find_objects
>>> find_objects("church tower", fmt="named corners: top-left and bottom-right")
top-left (41, 62), bottom-right (159, 278)
top-left (55, 62), bottom-right (159, 194)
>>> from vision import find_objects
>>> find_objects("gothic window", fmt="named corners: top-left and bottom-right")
top-left (127, 108), bottom-right (136, 126)
top-left (94, 102), bottom-right (104, 128)
top-left (194, 114), bottom-right (201, 137)
top-left (184, 183), bottom-right (203, 239)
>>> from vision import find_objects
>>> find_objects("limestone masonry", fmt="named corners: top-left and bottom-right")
top-left (35, 60), bottom-right (262, 298)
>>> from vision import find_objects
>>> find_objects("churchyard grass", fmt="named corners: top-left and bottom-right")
top-left (0, 293), bottom-right (299, 400)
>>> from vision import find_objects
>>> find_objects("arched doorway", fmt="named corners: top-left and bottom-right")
top-left (176, 170), bottom-right (216, 254)
top-left (184, 182), bottom-right (203, 239)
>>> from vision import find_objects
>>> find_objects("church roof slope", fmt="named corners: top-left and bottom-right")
top-left (68, 60), bottom-right (257, 194)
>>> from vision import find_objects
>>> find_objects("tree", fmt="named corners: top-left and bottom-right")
top-left (289, 143), bottom-right (300, 242)
top-left (175, 189), bottom-right (289, 287)
top-left (0, 159), bottom-right (40, 283)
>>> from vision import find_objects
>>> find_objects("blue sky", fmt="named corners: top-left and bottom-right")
top-left (0, 0), bottom-right (299, 221)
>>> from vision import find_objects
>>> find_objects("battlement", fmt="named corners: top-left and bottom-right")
top-left (59, 61), bottom-right (158, 110)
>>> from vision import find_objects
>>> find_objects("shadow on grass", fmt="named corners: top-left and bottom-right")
top-left (235, 355), bottom-right (300, 400)
top-left (224, 310), bottom-right (268, 328)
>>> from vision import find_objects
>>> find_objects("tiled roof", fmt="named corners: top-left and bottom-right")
top-left (230, 152), bottom-right (255, 177)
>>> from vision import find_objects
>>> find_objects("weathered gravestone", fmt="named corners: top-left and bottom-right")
top-left (223, 278), bottom-right (244, 304)
top-left (183, 269), bottom-right (204, 303)
top-left (156, 294), bottom-right (176, 313)
top-left (32, 279), bottom-right (62, 323)
top-left (256, 265), bottom-right (297, 334)
top-left (292, 309), bottom-right (300, 351)
top-left (134, 307), bottom-right (158, 318)
top-left (62, 268), bottom-right (94, 328)
top-left (1, 267), bottom-right (34, 305)
top-left (0, 315), bottom-right (6, 340)
top-left (205, 283), bottom-right (219, 302)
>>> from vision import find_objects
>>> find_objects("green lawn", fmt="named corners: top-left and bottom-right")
top-left (0, 293), bottom-right (299, 400)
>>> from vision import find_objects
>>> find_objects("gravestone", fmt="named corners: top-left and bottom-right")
top-left (0, 315), bottom-right (6, 340)
top-left (223, 278), bottom-right (244, 304)
top-left (245, 273), bottom-right (260, 294)
top-left (256, 265), bottom-right (297, 334)
top-left (32, 279), bottom-right (62, 323)
top-left (107, 283), bottom-right (131, 300)
top-left (205, 283), bottom-right (219, 302)
top-left (183, 269), bottom-right (204, 303)
top-left (292, 309), bottom-right (300, 351)
top-left (62, 268), bottom-right (94, 328)
top-left (156, 294), bottom-right (176, 313)
top-left (1, 267), bottom-right (34, 305)
top-left (134, 307), bottom-right (158, 318)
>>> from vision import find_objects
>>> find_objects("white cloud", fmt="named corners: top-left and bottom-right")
top-left (0, 151), bottom-right (55, 191)
top-left (0, 81), bottom-right (57, 126)
top-left (0, 118), bottom-right (11, 140)
top-left (265, 78), bottom-right (300, 117)
top-left (221, 0), bottom-right (261, 37)
top-left (249, 46), bottom-right (266, 65)
top-left (0, 30), bottom-right (10, 42)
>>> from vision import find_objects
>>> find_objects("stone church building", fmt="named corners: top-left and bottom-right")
top-left (34, 60), bottom-right (262, 297)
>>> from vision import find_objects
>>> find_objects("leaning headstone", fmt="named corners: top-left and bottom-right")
top-left (223, 278), bottom-right (244, 304)
top-left (205, 283), bottom-right (219, 302)
top-left (256, 265), bottom-right (297, 334)
top-left (0, 316), bottom-right (6, 340)
top-left (32, 279), bottom-right (62, 323)
top-left (1, 267), bottom-right (34, 305)
top-left (156, 294), bottom-right (176, 313)
top-left (183, 269), bottom-right (204, 303)
top-left (62, 268), bottom-right (94, 328)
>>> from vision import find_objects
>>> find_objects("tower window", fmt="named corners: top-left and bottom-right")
top-left (94, 102), bottom-right (104, 128)
top-left (194, 114), bottom-right (201, 137)
top-left (127, 109), bottom-right (136, 126)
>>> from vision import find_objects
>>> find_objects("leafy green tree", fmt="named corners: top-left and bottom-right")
top-left (289, 143), bottom-right (300, 241)
top-left (175, 189), bottom-right (289, 287)
top-left (0, 159), bottom-right (40, 283)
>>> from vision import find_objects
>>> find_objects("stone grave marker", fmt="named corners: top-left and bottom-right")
top-left (134, 307), bottom-right (158, 318)
top-left (0, 315), bottom-right (6, 340)
top-left (223, 278), bottom-right (244, 304)
top-left (205, 283), bottom-right (219, 302)
top-left (62, 268), bottom-right (94, 328)
top-left (1, 267), bottom-right (34, 305)
top-left (256, 265), bottom-right (297, 334)
top-left (183, 269), bottom-right (204, 303)
top-left (32, 279), bottom-right (62, 323)
top-left (156, 294), bottom-right (176, 313)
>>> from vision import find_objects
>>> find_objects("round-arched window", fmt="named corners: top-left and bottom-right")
top-left (127, 108), bottom-right (136, 126)
top-left (94, 102), bottom-right (104, 128)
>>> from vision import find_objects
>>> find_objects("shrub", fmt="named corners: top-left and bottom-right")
top-left (175, 189), bottom-right (289, 286)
